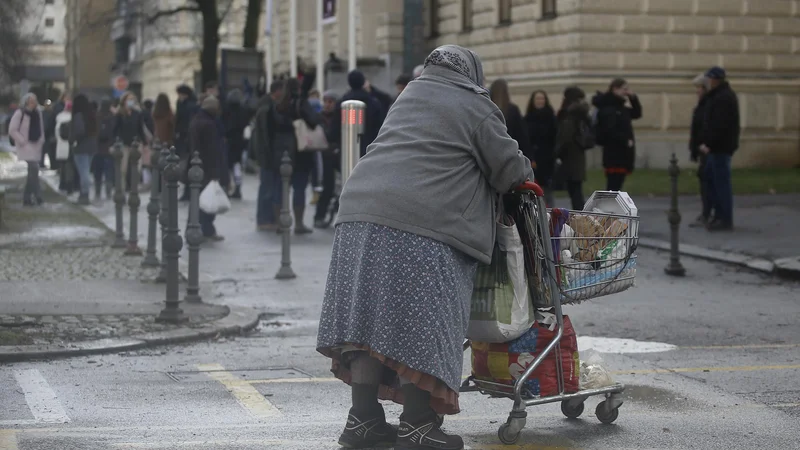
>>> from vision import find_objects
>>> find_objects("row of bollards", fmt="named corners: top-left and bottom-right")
top-left (108, 138), bottom-right (205, 323)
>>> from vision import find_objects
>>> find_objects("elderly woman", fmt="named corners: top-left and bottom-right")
top-left (317, 45), bottom-right (533, 450)
top-left (9, 93), bottom-right (45, 206)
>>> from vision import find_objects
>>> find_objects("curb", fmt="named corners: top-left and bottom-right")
top-left (0, 305), bottom-right (263, 363)
top-left (638, 237), bottom-right (800, 280)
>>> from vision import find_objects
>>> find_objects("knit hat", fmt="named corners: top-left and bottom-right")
top-left (347, 70), bottom-right (366, 90)
top-left (705, 66), bottom-right (726, 80)
top-left (322, 90), bottom-right (339, 101)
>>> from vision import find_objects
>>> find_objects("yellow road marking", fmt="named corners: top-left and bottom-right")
top-left (196, 364), bottom-right (281, 420)
top-left (0, 430), bottom-right (19, 450)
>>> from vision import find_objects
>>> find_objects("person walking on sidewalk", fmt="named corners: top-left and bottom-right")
top-left (313, 90), bottom-right (340, 229)
top-left (556, 87), bottom-right (592, 210)
top-left (70, 94), bottom-right (99, 205)
top-left (9, 92), bottom-right (45, 206)
top-left (189, 95), bottom-right (225, 242)
top-left (252, 81), bottom-right (283, 231)
top-left (525, 90), bottom-right (558, 206)
top-left (592, 78), bottom-right (642, 192)
top-left (688, 74), bottom-right (713, 227)
top-left (93, 99), bottom-right (116, 200)
top-left (113, 92), bottom-right (148, 192)
top-left (699, 66), bottom-right (740, 232)
top-left (317, 45), bottom-right (533, 450)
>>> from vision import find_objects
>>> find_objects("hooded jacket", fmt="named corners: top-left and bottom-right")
top-left (592, 91), bottom-right (642, 173)
top-left (335, 45), bottom-right (533, 264)
top-left (701, 81), bottom-right (740, 156)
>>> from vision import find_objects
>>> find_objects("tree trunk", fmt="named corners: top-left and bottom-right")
top-left (197, 0), bottom-right (220, 87)
top-left (243, 0), bottom-right (262, 49)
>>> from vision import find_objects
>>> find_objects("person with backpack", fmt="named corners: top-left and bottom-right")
top-left (8, 93), bottom-right (45, 206)
top-left (555, 86), bottom-right (593, 210)
top-left (592, 78), bottom-right (642, 192)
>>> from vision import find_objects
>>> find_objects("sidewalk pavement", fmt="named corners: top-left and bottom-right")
top-left (0, 177), bottom-right (260, 362)
top-left (627, 193), bottom-right (800, 279)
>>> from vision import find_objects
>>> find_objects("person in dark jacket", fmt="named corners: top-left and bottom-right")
top-left (525, 90), bottom-right (558, 206)
top-left (93, 99), bottom-right (116, 200)
top-left (175, 85), bottom-right (198, 201)
top-left (556, 87), bottom-right (592, 210)
top-left (364, 78), bottom-right (393, 114)
top-left (699, 66), bottom-right (740, 231)
top-left (688, 74), bottom-right (712, 227)
top-left (490, 79), bottom-right (532, 162)
top-left (314, 90), bottom-right (340, 229)
top-left (252, 80), bottom-right (284, 230)
top-left (189, 95), bottom-right (225, 241)
top-left (270, 78), bottom-right (319, 234)
top-left (223, 89), bottom-right (251, 200)
top-left (592, 78), bottom-right (643, 192)
top-left (70, 94), bottom-right (99, 205)
top-left (113, 91), bottom-right (148, 192)
top-left (333, 70), bottom-right (385, 158)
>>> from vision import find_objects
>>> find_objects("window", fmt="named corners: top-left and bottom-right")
top-left (429, 0), bottom-right (440, 37)
top-left (499, 0), bottom-right (512, 25)
top-left (462, 0), bottom-right (473, 31)
top-left (45, 18), bottom-right (54, 27)
top-left (542, 0), bottom-right (557, 19)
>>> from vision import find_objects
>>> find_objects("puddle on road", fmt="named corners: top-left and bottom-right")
top-left (622, 385), bottom-right (699, 411)
top-left (578, 336), bottom-right (677, 354)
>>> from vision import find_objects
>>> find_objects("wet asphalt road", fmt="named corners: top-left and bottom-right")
top-left (1, 197), bottom-right (799, 449)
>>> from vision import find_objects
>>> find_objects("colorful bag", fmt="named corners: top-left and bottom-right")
top-left (471, 315), bottom-right (580, 398)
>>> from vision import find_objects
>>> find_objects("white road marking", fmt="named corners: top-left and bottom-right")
top-left (12, 369), bottom-right (70, 424)
top-left (578, 336), bottom-right (677, 354)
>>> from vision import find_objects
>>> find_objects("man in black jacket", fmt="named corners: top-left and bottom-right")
top-left (333, 70), bottom-right (385, 158)
top-left (699, 66), bottom-right (740, 231)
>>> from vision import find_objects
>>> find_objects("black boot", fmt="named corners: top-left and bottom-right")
top-left (396, 384), bottom-right (463, 450)
top-left (338, 407), bottom-right (396, 449)
top-left (94, 183), bottom-right (102, 201)
top-left (229, 185), bottom-right (242, 200)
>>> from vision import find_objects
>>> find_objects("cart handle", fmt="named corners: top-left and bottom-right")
top-left (514, 181), bottom-right (544, 197)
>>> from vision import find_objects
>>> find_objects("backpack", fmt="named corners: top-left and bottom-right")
top-left (592, 107), bottom-right (609, 147)
top-left (59, 122), bottom-right (71, 141)
top-left (575, 117), bottom-right (596, 150)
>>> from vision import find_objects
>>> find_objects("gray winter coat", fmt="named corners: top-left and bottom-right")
top-left (335, 45), bottom-right (534, 264)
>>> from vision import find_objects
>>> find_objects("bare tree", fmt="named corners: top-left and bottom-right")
top-left (243, 0), bottom-right (262, 49)
top-left (0, 0), bottom-right (30, 82)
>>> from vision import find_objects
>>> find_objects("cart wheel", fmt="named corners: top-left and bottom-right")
top-left (560, 400), bottom-right (585, 419)
top-left (595, 401), bottom-right (619, 425)
top-left (498, 423), bottom-right (521, 445)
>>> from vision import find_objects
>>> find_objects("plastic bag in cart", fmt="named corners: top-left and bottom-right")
top-left (579, 349), bottom-right (615, 390)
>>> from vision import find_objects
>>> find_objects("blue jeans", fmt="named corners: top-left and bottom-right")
top-left (73, 153), bottom-right (93, 197)
top-left (257, 168), bottom-right (310, 225)
top-left (704, 153), bottom-right (733, 224)
top-left (92, 154), bottom-right (114, 188)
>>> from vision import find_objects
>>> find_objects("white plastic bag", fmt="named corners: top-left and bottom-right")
top-left (199, 181), bottom-right (231, 215)
top-left (579, 350), bottom-right (615, 390)
top-left (467, 217), bottom-right (535, 343)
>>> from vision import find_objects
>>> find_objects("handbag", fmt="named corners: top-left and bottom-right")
top-left (292, 102), bottom-right (328, 152)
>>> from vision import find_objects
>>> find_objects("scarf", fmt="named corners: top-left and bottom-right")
top-left (25, 109), bottom-right (42, 142)
top-left (422, 44), bottom-right (489, 98)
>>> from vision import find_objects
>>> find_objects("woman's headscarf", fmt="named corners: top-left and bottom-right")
top-left (421, 45), bottom-right (488, 98)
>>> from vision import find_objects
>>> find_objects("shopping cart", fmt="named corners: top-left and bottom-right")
top-left (459, 181), bottom-right (638, 445)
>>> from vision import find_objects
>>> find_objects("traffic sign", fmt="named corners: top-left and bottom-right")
top-left (112, 75), bottom-right (129, 92)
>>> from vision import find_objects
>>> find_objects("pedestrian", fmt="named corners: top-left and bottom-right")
top-left (700, 66), bottom-right (740, 232)
top-left (592, 78), bottom-right (642, 191)
top-left (270, 78), bottom-right (319, 235)
top-left (8, 92), bottom-right (45, 206)
top-left (93, 98), bottom-right (116, 200)
top-left (113, 91), bottom-right (148, 192)
top-left (69, 94), bottom-right (99, 205)
top-left (175, 85), bottom-right (198, 201)
top-left (313, 90), bottom-right (340, 229)
top-left (52, 92), bottom-right (77, 193)
top-left (555, 86), bottom-right (592, 210)
top-left (152, 93), bottom-right (175, 147)
top-left (333, 70), bottom-right (385, 158)
top-left (525, 90), bottom-right (558, 206)
top-left (490, 78), bottom-right (532, 168)
top-left (252, 80), bottom-right (284, 231)
top-left (689, 74), bottom-right (712, 227)
top-left (395, 73), bottom-right (412, 96)
top-left (307, 89), bottom-right (324, 205)
top-left (139, 98), bottom-right (156, 190)
top-left (189, 95), bottom-right (225, 242)
top-left (223, 89), bottom-right (250, 200)
top-left (41, 101), bottom-right (57, 169)
top-left (316, 44), bottom-right (533, 450)
top-left (363, 78), bottom-right (393, 115)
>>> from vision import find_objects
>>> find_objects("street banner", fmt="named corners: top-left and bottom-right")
top-left (322, 0), bottom-right (337, 24)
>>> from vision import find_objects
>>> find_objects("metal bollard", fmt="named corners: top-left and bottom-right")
top-left (665, 153), bottom-right (686, 277)
top-left (184, 151), bottom-right (204, 303)
top-left (124, 138), bottom-right (143, 256)
top-left (275, 151), bottom-right (296, 280)
top-left (142, 140), bottom-right (162, 267)
top-left (156, 148), bottom-right (186, 323)
top-left (340, 100), bottom-right (366, 185)
top-left (111, 139), bottom-right (127, 248)
top-left (155, 146), bottom-right (172, 283)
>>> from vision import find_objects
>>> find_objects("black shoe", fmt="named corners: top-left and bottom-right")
top-left (688, 214), bottom-right (709, 228)
top-left (22, 198), bottom-right (34, 207)
top-left (338, 408), bottom-right (397, 449)
top-left (35, 197), bottom-right (44, 206)
top-left (229, 186), bottom-right (242, 200)
top-left (396, 414), bottom-right (464, 450)
top-left (706, 219), bottom-right (733, 232)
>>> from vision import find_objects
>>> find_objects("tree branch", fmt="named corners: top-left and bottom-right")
top-left (147, 6), bottom-right (202, 24)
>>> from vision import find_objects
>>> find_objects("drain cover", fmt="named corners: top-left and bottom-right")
top-left (167, 367), bottom-right (313, 382)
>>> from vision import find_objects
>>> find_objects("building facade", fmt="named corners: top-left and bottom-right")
top-left (16, 0), bottom-right (69, 99)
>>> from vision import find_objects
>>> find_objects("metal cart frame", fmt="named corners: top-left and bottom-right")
top-left (459, 181), bottom-right (628, 445)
